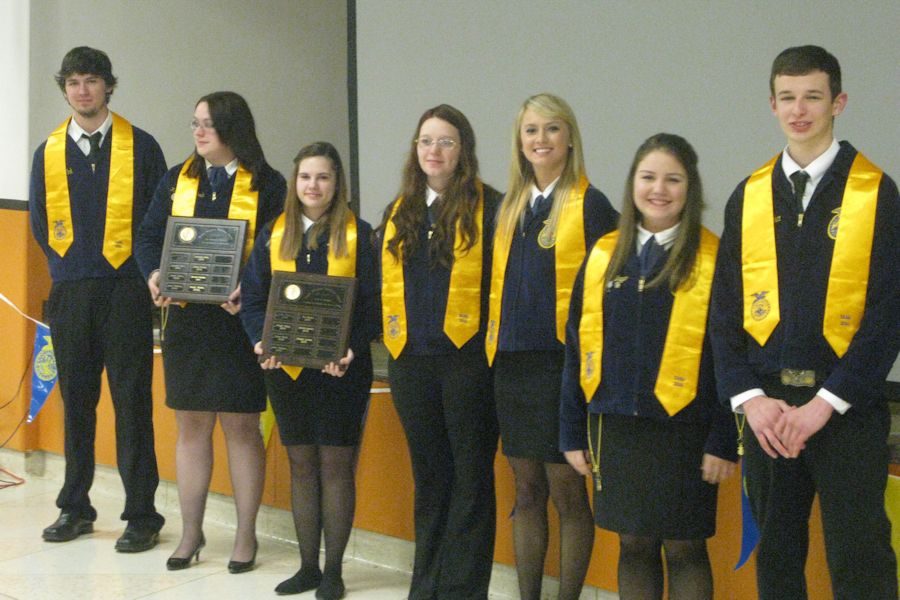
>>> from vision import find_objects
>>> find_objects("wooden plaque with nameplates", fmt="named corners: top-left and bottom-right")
top-left (260, 271), bottom-right (357, 369)
top-left (158, 216), bottom-right (247, 303)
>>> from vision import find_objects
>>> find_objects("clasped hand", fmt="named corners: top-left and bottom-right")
top-left (743, 394), bottom-right (834, 459)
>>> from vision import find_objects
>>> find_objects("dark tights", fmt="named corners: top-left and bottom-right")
top-left (286, 444), bottom-right (357, 580)
top-left (508, 458), bottom-right (595, 600)
top-left (618, 534), bottom-right (712, 600)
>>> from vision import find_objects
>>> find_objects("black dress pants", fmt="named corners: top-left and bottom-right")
top-left (744, 382), bottom-right (896, 600)
top-left (389, 351), bottom-right (498, 600)
top-left (48, 277), bottom-right (163, 529)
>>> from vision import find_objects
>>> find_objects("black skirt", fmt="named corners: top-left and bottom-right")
top-left (160, 303), bottom-right (265, 412)
top-left (494, 350), bottom-right (567, 463)
top-left (591, 413), bottom-right (718, 539)
top-left (265, 353), bottom-right (373, 446)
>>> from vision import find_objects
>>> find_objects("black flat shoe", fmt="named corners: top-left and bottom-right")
top-left (227, 540), bottom-right (258, 574)
top-left (316, 573), bottom-right (345, 600)
top-left (275, 566), bottom-right (322, 595)
top-left (166, 533), bottom-right (206, 571)
top-left (115, 524), bottom-right (160, 553)
top-left (42, 512), bottom-right (94, 542)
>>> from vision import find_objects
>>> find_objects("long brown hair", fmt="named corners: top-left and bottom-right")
top-left (379, 104), bottom-right (481, 268)
top-left (279, 142), bottom-right (352, 261)
top-left (606, 133), bottom-right (704, 290)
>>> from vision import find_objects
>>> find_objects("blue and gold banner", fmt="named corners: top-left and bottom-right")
top-left (28, 322), bottom-right (58, 423)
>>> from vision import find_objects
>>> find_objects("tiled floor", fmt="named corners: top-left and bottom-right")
top-left (0, 475), bottom-right (411, 600)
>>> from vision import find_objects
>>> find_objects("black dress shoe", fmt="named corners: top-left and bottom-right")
top-left (315, 573), bottom-right (345, 600)
top-left (275, 567), bottom-right (322, 595)
top-left (115, 524), bottom-right (160, 553)
top-left (227, 540), bottom-right (258, 574)
top-left (166, 533), bottom-right (206, 571)
top-left (42, 513), bottom-right (93, 542)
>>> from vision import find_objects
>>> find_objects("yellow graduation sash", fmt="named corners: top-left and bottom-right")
top-left (579, 228), bottom-right (718, 416)
top-left (172, 157), bottom-right (259, 262)
top-left (486, 176), bottom-right (589, 366)
top-left (741, 152), bottom-right (880, 356)
top-left (381, 183), bottom-right (485, 358)
top-left (44, 112), bottom-right (135, 268)
top-left (270, 211), bottom-right (358, 379)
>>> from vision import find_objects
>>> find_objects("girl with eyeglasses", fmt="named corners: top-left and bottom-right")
top-left (377, 104), bottom-right (502, 599)
top-left (135, 91), bottom-right (285, 574)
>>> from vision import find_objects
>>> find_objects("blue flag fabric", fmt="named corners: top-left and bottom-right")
top-left (735, 457), bottom-right (761, 569)
top-left (28, 323), bottom-right (58, 423)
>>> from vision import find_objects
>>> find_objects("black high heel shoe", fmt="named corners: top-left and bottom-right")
top-left (227, 540), bottom-right (258, 574)
top-left (166, 533), bottom-right (206, 571)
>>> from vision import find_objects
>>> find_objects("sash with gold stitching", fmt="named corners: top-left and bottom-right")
top-left (44, 112), bottom-right (135, 268)
top-left (381, 182), bottom-right (485, 358)
top-left (172, 157), bottom-right (259, 262)
top-left (741, 152), bottom-right (880, 356)
top-left (486, 176), bottom-right (588, 365)
top-left (579, 227), bottom-right (718, 416)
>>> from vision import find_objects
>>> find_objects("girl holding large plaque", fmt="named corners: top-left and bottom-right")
top-left (486, 93), bottom-right (618, 600)
top-left (135, 91), bottom-right (285, 573)
top-left (240, 142), bottom-right (379, 599)
top-left (377, 105), bottom-right (502, 600)
top-left (560, 134), bottom-right (736, 599)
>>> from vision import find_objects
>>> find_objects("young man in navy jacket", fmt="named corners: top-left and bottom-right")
top-left (29, 47), bottom-right (166, 552)
top-left (709, 45), bottom-right (898, 599)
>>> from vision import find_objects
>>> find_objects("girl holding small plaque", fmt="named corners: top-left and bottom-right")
top-left (135, 91), bottom-right (285, 574)
top-left (559, 134), bottom-right (736, 599)
top-left (240, 141), bottom-right (379, 599)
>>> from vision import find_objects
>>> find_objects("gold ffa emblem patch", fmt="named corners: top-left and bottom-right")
top-left (751, 291), bottom-right (771, 321)
top-left (35, 336), bottom-right (57, 381)
top-left (52, 220), bottom-right (67, 240)
top-left (387, 315), bottom-right (401, 339)
top-left (827, 207), bottom-right (840, 240)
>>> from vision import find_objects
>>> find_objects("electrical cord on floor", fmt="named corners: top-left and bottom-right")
top-left (0, 467), bottom-right (25, 489)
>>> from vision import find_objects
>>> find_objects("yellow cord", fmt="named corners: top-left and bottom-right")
top-left (587, 412), bottom-right (602, 491)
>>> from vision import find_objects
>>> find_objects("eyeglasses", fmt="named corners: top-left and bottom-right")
top-left (415, 137), bottom-right (458, 149)
top-left (190, 119), bottom-right (215, 132)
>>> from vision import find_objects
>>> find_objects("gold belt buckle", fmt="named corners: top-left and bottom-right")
top-left (780, 368), bottom-right (816, 387)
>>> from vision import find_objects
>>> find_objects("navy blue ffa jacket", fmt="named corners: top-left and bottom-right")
top-left (240, 218), bottom-right (380, 359)
top-left (559, 245), bottom-right (736, 460)
top-left (134, 160), bottom-right (286, 278)
top-left (376, 185), bottom-right (502, 356)
top-left (29, 124), bottom-right (166, 282)
top-left (498, 185), bottom-right (618, 352)
top-left (709, 142), bottom-right (900, 409)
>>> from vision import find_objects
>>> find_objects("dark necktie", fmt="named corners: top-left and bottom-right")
top-left (639, 235), bottom-right (665, 276)
top-left (81, 132), bottom-right (102, 167)
top-left (524, 194), bottom-right (545, 229)
top-left (208, 166), bottom-right (228, 192)
top-left (427, 196), bottom-right (441, 239)
top-left (790, 170), bottom-right (810, 225)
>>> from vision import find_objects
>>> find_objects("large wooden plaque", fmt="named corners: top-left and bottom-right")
top-left (158, 216), bottom-right (247, 303)
top-left (260, 271), bottom-right (357, 369)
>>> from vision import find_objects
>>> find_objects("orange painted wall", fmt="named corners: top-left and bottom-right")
top-left (2, 204), bottom-right (848, 598)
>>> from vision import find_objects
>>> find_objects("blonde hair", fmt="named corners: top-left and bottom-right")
top-left (496, 93), bottom-right (587, 243)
